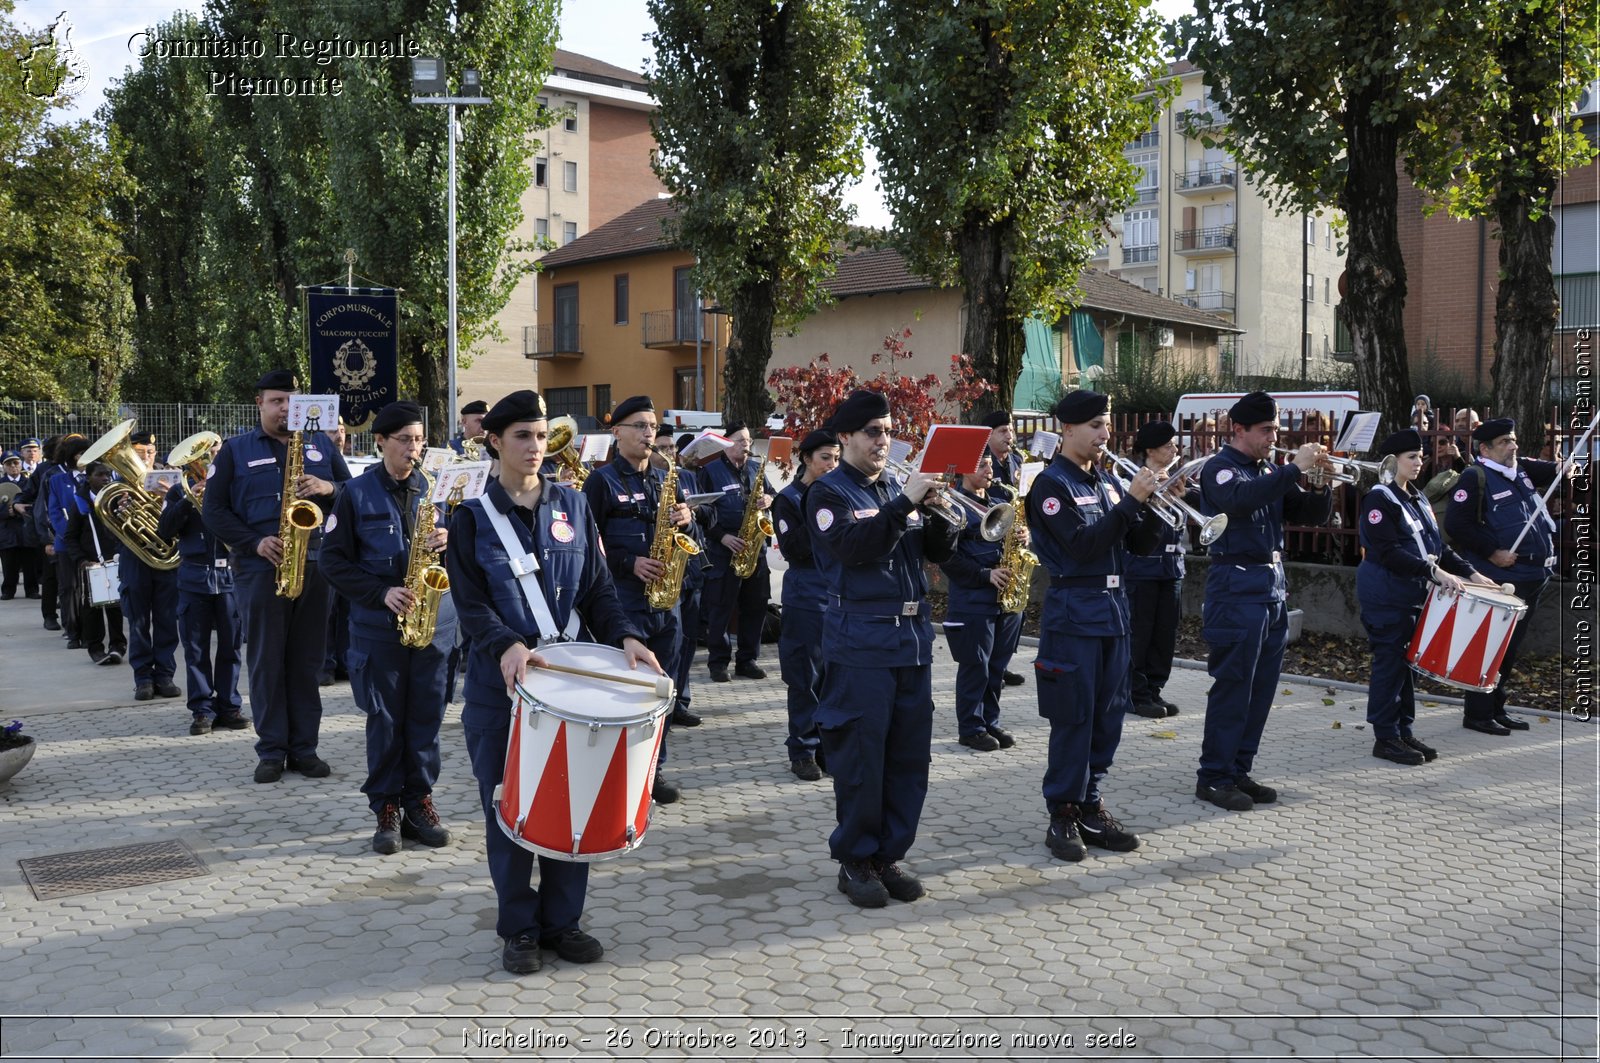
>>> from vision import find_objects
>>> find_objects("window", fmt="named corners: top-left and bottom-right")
top-left (1557, 273), bottom-right (1599, 329)
top-left (1325, 226), bottom-right (1332, 250)
top-left (563, 221), bottom-right (577, 245)
top-left (593, 384), bottom-right (611, 418)
top-left (1305, 218), bottom-right (1316, 244)
top-left (534, 217), bottom-right (549, 239)
top-left (544, 386), bottom-right (586, 420)
top-left (553, 284), bottom-right (579, 352)
top-left (1324, 277), bottom-right (1331, 304)
top-left (534, 158), bottom-right (547, 187)
top-left (1130, 150), bottom-right (1158, 197)
top-left (564, 113), bottom-right (578, 133)
top-left (1123, 208), bottom-right (1158, 247)
top-left (1305, 273), bottom-right (1315, 302)
top-left (675, 367), bottom-right (700, 409)
top-left (537, 95), bottom-right (549, 110)
top-left (614, 274), bottom-right (629, 325)
top-left (563, 161), bottom-right (578, 192)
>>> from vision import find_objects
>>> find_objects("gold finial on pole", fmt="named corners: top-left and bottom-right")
top-left (343, 248), bottom-right (357, 289)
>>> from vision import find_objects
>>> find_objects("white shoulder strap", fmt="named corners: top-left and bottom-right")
top-left (476, 497), bottom-right (576, 644)
top-left (1375, 483), bottom-right (1428, 560)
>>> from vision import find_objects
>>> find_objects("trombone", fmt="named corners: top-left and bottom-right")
top-left (885, 458), bottom-right (1015, 542)
top-left (1269, 446), bottom-right (1396, 487)
top-left (1104, 450), bottom-right (1229, 546)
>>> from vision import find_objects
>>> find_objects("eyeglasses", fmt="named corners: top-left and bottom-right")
top-left (387, 435), bottom-right (426, 446)
top-left (616, 421), bottom-right (657, 433)
top-left (855, 426), bottom-right (890, 439)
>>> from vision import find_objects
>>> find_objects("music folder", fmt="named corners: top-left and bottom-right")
top-left (915, 425), bottom-right (994, 476)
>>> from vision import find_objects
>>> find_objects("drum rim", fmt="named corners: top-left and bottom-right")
top-left (514, 698), bottom-right (668, 728)
top-left (1448, 584), bottom-right (1528, 612)
top-left (512, 640), bottom-right (672, 724)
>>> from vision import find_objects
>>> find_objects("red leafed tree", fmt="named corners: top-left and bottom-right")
top-left (766, 328), bottom-right (995, 452)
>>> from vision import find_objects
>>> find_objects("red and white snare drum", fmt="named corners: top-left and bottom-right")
top-left (494, 642), bottom-right (671, 862)
top-left (1408, 584), bottom-right (1528, 693)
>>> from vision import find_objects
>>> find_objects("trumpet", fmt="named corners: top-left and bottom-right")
top-left (1105, 450), bottom-right (1229, 546)
top-left (886, 458), bottom-right (1014, 542)
top-left (1269, 446), bottom-right (1395, 487)
top-left (167, 431), bottom-right (221, 508)
top-left (546, 416), bottom-right (589, 486)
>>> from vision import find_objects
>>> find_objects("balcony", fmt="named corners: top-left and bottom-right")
top-left (524, 324), bottom-right (583, 359)
top-left (1134, 184), bottom-right (1160, 205)
top-left (1175, 165), bottom-right (1237, 195)
top-left (642, 308), bottom-right (715, 349)
top-left (1173, 225), bottom-right (1236, 256)
top-left (1089, 243), bottom-right (1110, 261)
top-left (1122, 244), bottom-right (1159, 265)
top-left (1124, 130), bottom-right (1159, 151)
top-left (1177, 289), bottom-right (1236, 313)
top-left (1179, 103), bottom-right (1230, 135)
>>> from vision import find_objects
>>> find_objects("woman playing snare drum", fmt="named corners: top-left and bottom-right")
top-left (1357, 429), bottom-right (1495, 766)
top-left (446, 389), bottom-right (662, 976)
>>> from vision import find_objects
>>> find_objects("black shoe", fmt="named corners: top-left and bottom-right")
top-left (1196, 782), bottom-right (1253, 811)
top-left (671, 707), bottom-right (702, 727)
top-left (317, 672), bottom-right (335, 687)
top-left (709, 668), bottom-right (731, 683)
top-left (373, 802), bottom-right (402, 855)
top-left (1156, 695), bottom-right (1181, 716)
top-left (27, 590), bottom-right (42, 599)
top-left (101, 650), bottom-right (122, 665)
top-left (501, 932), bottom-right (543, 975)
top-left (959, 731), bottom-right (1001, 752)
top-left (1400, 735), bottom-right (1438, 762)
top-left (1463, 717), bottom-right (1511, 736)
top-left (837, 861), bottom-right (889, 908)
top-left (1373, 737), bottom-right (1425, 766)
top-left (987, 726), bottom-right (1016, 749)
top-left (1234, 775), bottom-right (1278, 804)
top-left (1, 592), bottom-right (14, 600)
top-left (188, 716), bottom-right (213, 736)
top-left (401, 796), bottom-right (451, 847)
top-left (111, 644), bottom-right (127, 656)
top-left (214, 712), bottom-right (250, 730)
top-left (1131, 700), bottom-right (1167, 719)
top-left (1494, 714), bottom-right (1530, 731)
top-left (540, 927), bottom-right (604, 964)
top-left (872, 859), bottom-right (925, 902)
top-left (790, 756), bottom-right (822, 781)
top-left (1045, 805), bottom-right (1087, 862)
top-left (653, 773), bottom-right (681, 804)
top-left (155, 680), bottom-right (181, 698)
top-left (287, 754), bottom-right (331, 778)
top-left (1077, 802), bottom-right (1141, 852)
top-left (1002, 669), bottom-right (1025, 687)
top-left (88, 650), bottom-right (107, 665)
top-left (254, 760), bottom-right (285, 784)
top-left (134, 684), bottom-right (155, 701)
top-left (66, 638), bottom-right (82, 649)
top-left (42, 618), bottom-right (60, 631)
top-left (734, 661), bottom-right (767, 680)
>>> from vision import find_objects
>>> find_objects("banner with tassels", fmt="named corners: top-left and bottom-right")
top-left (304, 254), bottom-right (400, 430)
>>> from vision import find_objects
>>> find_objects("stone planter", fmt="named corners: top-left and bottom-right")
top-left (0, 738), bottom-right (37, 784)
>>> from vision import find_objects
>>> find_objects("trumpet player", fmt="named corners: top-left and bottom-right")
top-left (1124, 422), bottom-right (1196, 719)
top-left (1193, 392), bottom-right (1332, 812)
top-left (118, 429), bottom-right (181, 704)
top-left (204, 369), bottom-right (350, 785)
top-left (321, 402), bottom-right (455, 855)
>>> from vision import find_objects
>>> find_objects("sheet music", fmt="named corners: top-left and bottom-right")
top-left (431, 461), bottom-right (491, 504)
top-left (1333, 411), bottom-right (1381, 453)
top-left (288, 394), bottom-right (340, 433)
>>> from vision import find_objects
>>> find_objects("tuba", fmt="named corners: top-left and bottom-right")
top-left (398, 463), bottom-right (451, 648)
top-left (644, 451), bottom-right (701, 610)
top-left (546, 415), bottom-right (589, 487)
top-left (80, 419), bottom-right (181, 570)
top-left (275, 430), bottom-right (324, 599)
top-left (167, 431), bottom-right (221, 508)
top-left (731, 451), bottom-right (775, 579)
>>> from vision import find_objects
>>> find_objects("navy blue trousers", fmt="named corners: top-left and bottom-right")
top-left (348, 633), bottom-right (448, 814)
top-left (1363, 613), bottom-right (1418, 739)
top-left (778, 604), bottom-right (825, 761)
top-left (816, 663), bottom-right (933, 863)
top-left (121, 573), bottom-right (179, 688)
top-left (672, 583), bottom-right (701, 715)
top-left (177, 588), bottom-right (242, 719)
top-left (1198, 599), bottom-right (1288, 788)
top-left (1127, 578), bottom-right (1181, 703)
top-left (633, 610), bottom-right (680, 767)
top-left (1462, 578), bottom-right (1546, 722)
top-left (1036, 630), bottom-right (1130, 809)
top-left (463, 710), bottom-right (589, 942)
top-left (703, 563), bottom-right (767, 671)
top-left (236, 564), bottom-right (331, 763)
top-left (944, 611), bottom-right (1022, 738)
top-left (324, 594), bottom-right (350, 679)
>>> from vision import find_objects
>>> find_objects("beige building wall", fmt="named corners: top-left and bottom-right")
top-left (768, 289), bottom-right (965, 386)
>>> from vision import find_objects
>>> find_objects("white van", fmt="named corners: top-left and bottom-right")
top-left (1174, 391), bottom-right (1360, 440)
top-left (661, 409), bottom-right (723, 431)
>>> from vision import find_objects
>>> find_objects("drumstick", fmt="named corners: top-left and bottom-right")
top-left (533, 661), bottom-right (674, 699)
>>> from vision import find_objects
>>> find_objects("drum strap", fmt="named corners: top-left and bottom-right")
top-left (1375, 483), bottom-right (1430, 562)
top-left (479, 499), bottom-right (578, 645)
top-left (85, 492), bottom-right (108, 563)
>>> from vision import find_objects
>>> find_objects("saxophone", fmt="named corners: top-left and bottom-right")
top-left (398, 463), bottom-right (452, 648)
top-left (644, 453), bottom-right (701, 610)
top-left (275, 430), bottom-right (325, 599)
top-left (731, 452), bottom-right (775, 579)
top-left (997, 484), bottom-right (1040, 615)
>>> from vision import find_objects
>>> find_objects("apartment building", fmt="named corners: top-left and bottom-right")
top-left (1098, 61), bottom-right (1345, 377)
top-left (459, 50), bottom-right (666, 405)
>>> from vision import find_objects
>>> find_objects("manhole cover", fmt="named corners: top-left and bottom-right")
top-left (20, 840), bottom-right (208, 900)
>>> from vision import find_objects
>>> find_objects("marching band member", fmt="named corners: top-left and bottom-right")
top-left (805, 390), bottom-right (958, 907)
top-left (203, 369), bottom-right (350, 784)
top-left (16, 435), bottom-right (64, 628)
top-left (1358, 429), bottom-right (1495, 764)
top-left (450, 400), bottom-right (488, 455)
top-left (157, 455), bottom-right (247, 736)
top-left (701, 422), bottom-right (772, 683)
top-left (939, 452), bottom-right (1024, 753)
top-left (582, 395), bottom-right (695, 804)
top-left (119, 429), bottom-right (181, 703)
top-left (46, 435), bottom-right (92, 650)
top-left (445, 389), bottom-right (661, 975)
top-left (0, 451), bottom-right (38, 601)
top-left (771, 427), bottom-right (838, 780)
top-left (1194, 392), bottom-right (1332, 811)
top-left (1124, 421), bottom-right (1192, 719)
top-left (653, 427), bottom-right (706, 728)
top-left (1445, 417), bottom-right (1569, 735)
top-left (19, 438), bottom-right (42, 476)
top-left (1028, 392), bottom-right (1162, 861)
top-left (65, 460), bottom-right (126, 665)
top-left (321, 402), bottom-right (455, 855)
top-left (982, 410), bottom-right (1023, 499)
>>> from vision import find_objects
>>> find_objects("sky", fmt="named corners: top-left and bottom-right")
top-left (15, 0), bottom-right (1196, 229)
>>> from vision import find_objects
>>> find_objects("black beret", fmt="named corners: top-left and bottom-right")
top-left (1229, 391), bottom-right (1277, 427)
top-left (979, 410), bottom-right (1011, 429)
top-left (1473, 417), bottom-right (1514, 444)
top-left (797, 429), bottom-right (839, 456)
top-left (830, 389), bottom-right (891, 434)
top-left (482, 390), bottom-right (548, 434)
top-left (1133, 420), bottom-right (1177, 452)
top-left (675, 433), bottom-right (695, 453)
top-left (129, 430), bottom-right (156, 447)
top-left (655, 424), bottom-right (675, 439)
top-left (607, 395), bottom-right (654, 426)
top-left (1378, 428), bottom-right (1422, 457)
top-left (371, 401), bottom-right (424, 436)
top-left (723, 420), bottom-right (749, 437)
top-left (256, 369), bottom-right (296, 392)
top-left (460, 400), bottom-right (489, 416)
top-left (1053, 390), bottom-right (1109, 425)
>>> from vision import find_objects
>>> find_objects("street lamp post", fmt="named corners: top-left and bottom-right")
top-left (412, 58), bottom-right (490, 439)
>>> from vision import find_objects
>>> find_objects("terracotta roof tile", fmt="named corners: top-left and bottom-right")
top-left (550, 49), bottom-right (648, 90)
top-left (538, 197), bottom-right (680, 269)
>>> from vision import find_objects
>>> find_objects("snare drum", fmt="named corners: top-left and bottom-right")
top-left (1408, 584), bottom-right (1528, 692)
top-left (493, 642), bottom-right (671, 862)
top-left (84, 559), bottom-right (121, 607)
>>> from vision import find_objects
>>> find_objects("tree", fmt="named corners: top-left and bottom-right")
top-left (856, 0), bottom-right (1168, 419)
top-left (648, 0), bottom-right (867, 429)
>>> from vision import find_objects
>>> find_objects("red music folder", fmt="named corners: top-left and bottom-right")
top-left (915, 425), bottom-right (994, 476)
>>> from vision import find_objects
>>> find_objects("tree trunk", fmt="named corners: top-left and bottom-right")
top-left (1339, 90), bottom-right (1413, 442)
top-left (725, 278), bottom-right (777, 430)
top-left (413, 338), bottom-right (448, 444)
top-left (958, 217), bottom-right (1023, 417)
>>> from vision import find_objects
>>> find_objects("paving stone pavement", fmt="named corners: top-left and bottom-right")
top-left (0, 599), bottom-right (1595, 1061)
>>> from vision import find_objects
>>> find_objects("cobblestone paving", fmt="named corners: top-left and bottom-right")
top-left (1, 621), bottom-right (1595, 1060)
